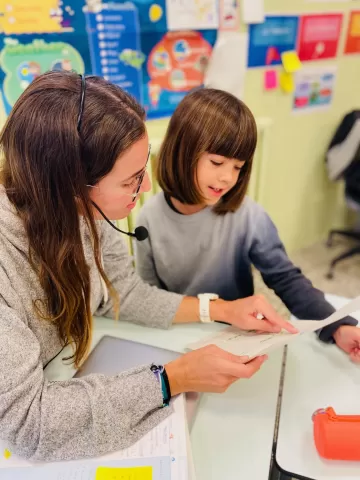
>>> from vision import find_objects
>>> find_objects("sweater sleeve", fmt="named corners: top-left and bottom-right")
top-left (95, 221), bottom-right (183, 329)
top-left (0, 286), bottom-right (171, 462)
top-left (248, 205), bottom-right (358, 342)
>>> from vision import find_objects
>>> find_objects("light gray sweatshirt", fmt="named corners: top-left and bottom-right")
top-left (0, 187), bottom-right (183, 462)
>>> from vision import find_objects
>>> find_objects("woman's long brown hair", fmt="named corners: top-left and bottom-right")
top-left (0, 71), bottom-right (146, 367)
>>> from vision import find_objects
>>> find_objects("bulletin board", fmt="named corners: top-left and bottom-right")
top-left (0, 0), bottom-right (217, 120)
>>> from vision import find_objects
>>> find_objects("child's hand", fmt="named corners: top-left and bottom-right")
top-left (333, 326), bottom-right (360, 363)
top-left (212, 295), bottom-right (298, 334)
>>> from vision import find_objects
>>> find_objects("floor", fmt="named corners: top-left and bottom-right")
top-left (254, 236), bottom-right (360, 480)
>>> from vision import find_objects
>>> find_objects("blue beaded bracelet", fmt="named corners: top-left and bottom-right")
top-left (150, 364), bottom-right (171, 406)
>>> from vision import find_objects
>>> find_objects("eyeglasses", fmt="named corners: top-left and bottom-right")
top-left (131, 144), bottom-right (151, 201)
top-left (78, 74), bottom-right (150, 201)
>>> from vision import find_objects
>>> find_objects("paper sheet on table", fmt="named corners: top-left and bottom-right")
top-left (204, 32), bottom-right (248, 100)
top-left (0, 395), bottom-right (190, 480)
top-left (187, 296), bottom-right (360, 359)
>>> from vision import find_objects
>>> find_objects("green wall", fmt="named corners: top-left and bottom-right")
top-left (147, 1), bottom-right (360, 253)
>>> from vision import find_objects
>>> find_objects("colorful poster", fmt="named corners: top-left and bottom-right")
top-left (165, 0), bottom-right (219, 31)
top-left (0, 0), bottom-right (63, 34)
top-left (143, 30), bottom-right (216, 118)
top-left (0, 0), bottom-right (217, 120)
top-left (344, 10), bottom-right (360, 54)
top-left (247, 16), bottom-right (300, 68)
top-left (0, 0), bottom-right (90, 116)
top-left (293, 66), bottom-right (337, 114)
top-left (84, 3), bottom-right (143, 103)
top-left (85, 0), bottom-right (216, 119)
top-left (297, 14), bottom-right (343, 61)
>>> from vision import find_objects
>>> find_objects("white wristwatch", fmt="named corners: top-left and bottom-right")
top-left (197, 293), bottom-right (219, 323)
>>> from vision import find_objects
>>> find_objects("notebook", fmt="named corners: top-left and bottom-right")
top-left (0, 394), bottom-right (195, 479)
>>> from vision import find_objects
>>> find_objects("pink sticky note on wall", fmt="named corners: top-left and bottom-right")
top-left (264, 70), bottom-right (278, 90)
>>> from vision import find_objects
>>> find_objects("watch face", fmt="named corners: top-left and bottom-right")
top-left (198, 293), bottom-right (219, 300)
top-left (208, 294), bottom-right (219, 300)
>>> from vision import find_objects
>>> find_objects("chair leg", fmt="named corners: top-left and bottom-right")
top-left (327, 230), bottom-right (360, 247)
top-left (326, 246), bottom-right (360, 279)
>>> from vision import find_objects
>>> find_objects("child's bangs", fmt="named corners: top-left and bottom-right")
top-left (206, 121), bottom-right (257, 163)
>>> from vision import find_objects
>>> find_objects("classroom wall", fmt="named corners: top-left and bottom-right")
top-left (147, 0), bottom-right (360, 253)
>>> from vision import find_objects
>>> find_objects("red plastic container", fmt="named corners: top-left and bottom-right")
top-left (313, 407), bottom-right (360, 461)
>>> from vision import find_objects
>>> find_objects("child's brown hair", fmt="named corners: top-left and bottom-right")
top-left (156, 88), bottom-right (257, 214)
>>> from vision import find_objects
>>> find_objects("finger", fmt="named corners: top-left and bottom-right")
top-left (246, 315), bottom-right (282, 333)
top-left (255, 299), bottom-right (298, 334)
top-left (239, 355), bottom-right (268, 377)
top-left (214, 347), bottom-right (251, 364)
top-left (224, 355), bottom-right (268, 378)
top-left (350, 351), bottom-right (360, 364)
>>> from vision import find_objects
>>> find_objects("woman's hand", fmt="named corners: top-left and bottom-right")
top-left (165, 345), bottom-right (268, 396)
top-left (212, 295), bottom-right (298, 334)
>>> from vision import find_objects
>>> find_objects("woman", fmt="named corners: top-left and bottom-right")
top-left (0, 71), bottom-right (294, 462)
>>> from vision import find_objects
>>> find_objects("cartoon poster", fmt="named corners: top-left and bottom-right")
top-left (0, 0), bottom-right (63, 34)
top-left (293, 66), bottom-right (337, 114)
top-left (91, 0), bottom-right (217, 118)
top-left (142, 30), bottom-right (216, 118)
top-left (247, 16), bottom-right (300, 68)
top-left (344, 10), bottom-right (360, 54)
top-left (297, 14), bottom-right (343, 61)
top-left (0, 0), bottom-right (90, 116)
top-left (0, 0), bottom-right (217, 121)
top-left (84, 2), bottom-right (143, 102)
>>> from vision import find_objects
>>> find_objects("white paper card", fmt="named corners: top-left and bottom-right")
top-left (166, 0), bottom-right (219, 31)
top-left (204, 31), bottom-right (248, 100)
top-left (187, 296), bottom-right (360, 359)
top-left (241, 0), bottom-right (264, 25)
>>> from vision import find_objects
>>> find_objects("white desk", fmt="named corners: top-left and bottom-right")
top-left (46, 318), bottom-right (284, 480)
top-left (276, 294), bottom-right (360, 480)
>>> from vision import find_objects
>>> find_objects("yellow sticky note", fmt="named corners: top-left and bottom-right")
top-left (281, 51), bottom-right (302, 74)
top-left (3, 449), bottom-right (11, 459)
top-left (95, 466), bottom-right (152, 480)
top-left (280, 72), bottom-right (295, 93)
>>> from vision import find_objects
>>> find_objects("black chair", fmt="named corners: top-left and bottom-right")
top-left (326, 111), bottom-right (360, 279)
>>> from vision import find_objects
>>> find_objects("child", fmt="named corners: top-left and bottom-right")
top-left (136, 88), bottom-right (360, 361)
